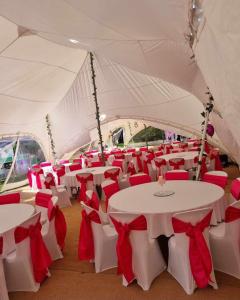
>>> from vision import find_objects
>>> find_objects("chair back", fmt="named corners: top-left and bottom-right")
top-left (90, 161), bottom-right (104, 168)
top-left (129, 173), bottom-right (151, 186)
top-left (69, 163), bottom-right (82, 172)
top-left (165, 170), bottom-right (189, 181)
top-left (112, 160), bottom-right (124, 171)
top-left (104, 168), bottom-right (120, 181)
top-left (101, 179), bottom-right (120, 210)
top-left (203, 171), bottom-right (228, 189)
top-left (169, 158), bottom-right (185, 170)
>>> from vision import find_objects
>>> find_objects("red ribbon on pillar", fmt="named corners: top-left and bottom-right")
top-left (78, 210), bottom-right (101, 260)
top-left (110, 215), bottom-right (147, 284)
top-left (172, 210), bottom-right (213, 288)
top-left (14, 220), bottom-right (52, 283)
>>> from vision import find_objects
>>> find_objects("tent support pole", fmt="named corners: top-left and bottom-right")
top-left (89, 52), bottom-right (105, 165)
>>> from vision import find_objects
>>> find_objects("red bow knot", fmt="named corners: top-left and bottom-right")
top-left (172, 211), bottom-right (213, 289)
top-left (110, 215), bottom-right (147, 284)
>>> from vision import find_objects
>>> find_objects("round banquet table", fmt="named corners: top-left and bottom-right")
top-left (0, 204), bottom-right (35, 254)
top-left (109, 181), bottom-right (225, 238)
top-left (155, 151), bottom-right (198, 170)
top-left (63, 166), bottom-right (122, 188)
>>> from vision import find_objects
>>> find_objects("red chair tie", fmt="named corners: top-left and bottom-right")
top-left (103, 182), bottom-right (120, 210)
top-left (0, 192), bottom-right (20, 205)
top-left (48, 204), bottom-right (67, 250)
top-left (44, 173), bottom-right (56, 189)
top-left (85, 192), bottom-right (100, 211)
top-left (104, 169), bottom-right (120, 181)
top-left (127, 162), bottom-right (136, 175)
top-left (78, 210), bottom-right (101, 260)
top-left (76, 174), bottom-right (93, 202)
top-left (53, 165), bottom-right (66, 185)
top-left (210, 152), bottom-right (222, 171)
top-left (35, 192), bottom-right (52, 207)
top-left (230, 179), bottom-right (240, 200)
top-left (169, 158), bottom-right (185, 170)
top-left (165, 145), bottom-right (173, 154)
top-left (132, 152), bottom-right (143, 172)
top-left (154, 159), bottom-right (167, 176)
top-left (110, 215), bottom-right (147, 284)
top-left (203, 174), bottom-right (227, 189)
top-left (143, 158), bottom-right (152, 175)
top-left (225, 206), bottom-right (240, 222)
top-left (32, 168), bottom-right (44, 189)
top-left (172, 211), bottom-right (213, 288)
top-left (14, 220), bottom-right (52, 283)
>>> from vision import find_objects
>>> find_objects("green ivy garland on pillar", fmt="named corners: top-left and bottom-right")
top-left (89, 52), bottom-right (105, 166)
top-left (46, 114), bottom-right (57, 162)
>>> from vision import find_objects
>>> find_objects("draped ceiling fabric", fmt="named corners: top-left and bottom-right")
top-left (0, 0), bottom-right (238, 163)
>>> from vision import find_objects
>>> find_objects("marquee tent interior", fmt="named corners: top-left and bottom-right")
top-left (1, 1), bottom-right (240, 299)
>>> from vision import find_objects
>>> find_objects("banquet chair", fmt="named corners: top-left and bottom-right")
top-left (165, 170), bottom-right (189, 181)
top-left (229, 178), bottom-right (240, 203)
top-left (202, 171), bottom-right (228, 189)
top-left (53, 165), bottom-right (66, 185)
top-left (168, 208), bottom-right (217, 295)
top-left (89, 161), bottom-right (104, 168)
top-left (209, 201), bottom-right (240, 279)
top-left (129, 173), bottom-right (151, 186)
top-left (104, 168), bottom-right (120, 182)
top-left (132, 151), bottom-right (143, 173)
top-left (209, 150), bottom-right (223, 171)
top-left (101, 180), bottom-right (120, 211)
top-left (109, 212), bottom-right (166, 291)
top-left (85, 190), bottom-right (109, 224)
top-left (78, 202), bottom-right (118, 273)
top-left (35, 190), bottom-right (55, 223)
top-left (76, 173), bottom-right (94, 202)
top-left (0, 192), bottom-right (21, 205)
top-left (112, 160), bottom-right (125, 172)
top-left (0, 236), bottom-right (9, 300)
top-left (4, 212), bottom-right (52, 292)
top-left (41, 198), bottom-right (67, 261)
top-left (127, 161), bottom-right (136, 176)
top-left (143, 158), bottom-right (157, 181)
top-left (164, 144), bottom-right (173, 154)
top-left (169, 158), bottom-right (185, 170)
top-left (44, 173), bottom-right (72, 208)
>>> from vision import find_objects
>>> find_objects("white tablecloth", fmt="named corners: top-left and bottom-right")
top-left (63, 166), bottom-right (122, 187)
top-left (0, 204), bottom-right (35, 254)
top-left (156, 151), bottom-right (198, 170)
top-left (109, 181), bottom-right (225, 238)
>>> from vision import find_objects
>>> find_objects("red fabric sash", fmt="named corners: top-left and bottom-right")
top-left (132, 152), bottom-right (143, 172)
top-left (112, 160), bottom-right (123, 171)
top-left (78, 210), bottom-right (101, 260)
top-left (203, 174), bottom-right (227, 189)
top-left (155, 151), bottom-right (163, 157)
top-left (210, 152), bottom-right (222, 171)
top-left (48, 203), bottom-right (67, 250)
top-left (32, 168), bottom-right (44, 189)
top-left (114, 154), bottom-right (125, 160)
top-left (158, 145), bottom-right (164, 151)
top-left (14, 220), bottom-right (52, 283)
top-left (230, 179), bottom-right (240, 200)
top-left (169, 158), bottom-right (185, 170)
top-left (172, 211), bottom-right (213, 288)
top-left (140, 147), bottom-right (148, 152)
top-left (27, 169), bottom-right (33, 187)
top-left (0, 236), bottom-right (3, 255)
top-left (76, 174), bottom-right (93, 202)
top-left (110, 215), bottom-right (147, 283)
top-left (104, 169), bottom-right (120, 181)
top-left (225, 206), bottom-right (240, 223)
top-left (103, 182), bottom-right (120, 210)
top-left (143, 158), bottom-right (152, 175)
top-left (165, 145), bottom-right (173, 154)
top-left (127, 162), bottom-right (136, 175)
top-left (40, 162), bottom-right (51, 167)
top-left (165, 171), bottom-right (189, 181)
top-left (154, 159), bottom-right (167, 176)
top-left (44, 173), bottom-right (56, 189)
top-left (90, 161), bottom-right (104, 167)
top-left (129, 174), bottom-right (151, 186)
top-left (35, 192), bottom-right (52, 207)
top-left (53, 165), bottom-right (65, 185)
top-left (85, 192), bottom-right (100, 211)
top-left (0, 192), bottom-right (20, 205)
top-left (69, 163), bottom-right (82, 172)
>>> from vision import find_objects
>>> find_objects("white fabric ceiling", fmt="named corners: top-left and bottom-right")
top-left (0, 0), bottom-right (238, 163)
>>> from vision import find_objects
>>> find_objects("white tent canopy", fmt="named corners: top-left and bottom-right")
top-left (0, 0), bottom-right (238, 163)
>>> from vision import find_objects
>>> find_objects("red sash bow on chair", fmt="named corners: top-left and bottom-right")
top-left (210, 152), bottom-right (222, 171)
top-left (110, 215), bottom-right (147, 283)
top-left (132, 152), bottom-right (143, 172)
top-left (169, 158), bottom-right (185, 170)
top-left (48, 204), bottom-right (67, 250)
top-left (154, 159), bottom-right (167, 176)
top-left (143, 158), bottom-right (152, 175)
top-left (53, 165), bottom-right (66, 185)
top-left (78, 210), bottom-right (101, 260)
top-left (172, 211), bottom-right (213, 288)
top-left (104, 169), bottom-right (120, 181)
top-left (127, 162), bottom-right (136, 175)
top-left (14, 220), bottom-right (52, 283)
top-left (44, 173), bottom-right (56, 189)
top-left (76, 174), bottom-right (93, 202)
top-left (225, 206), bottom-right (240, 222)
top-left (85, 192), bottom-right (100, 211)
top-left (165, 145), bottom-right (173, 154)
top-left (32, 168), bottom-right (44, 189)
